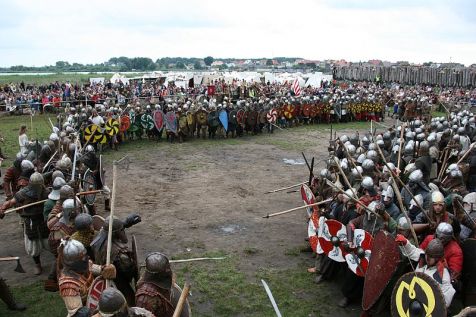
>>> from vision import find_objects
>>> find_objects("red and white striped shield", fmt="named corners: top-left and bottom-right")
top-left (266, 108), bottom-right (277, 123)
top-left (318, 219), bottom-right (347, 262)
top-left (345, 229), bottom-right (373, 277)
top-left (300, 184), bottom-right (318, 218)
top-left (292, 79), bottom-right (301, 96)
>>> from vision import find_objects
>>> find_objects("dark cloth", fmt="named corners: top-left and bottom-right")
top-left (23, 214), bottom-right (49, 240)
top-left (341, 268), bottom-right (365, 301)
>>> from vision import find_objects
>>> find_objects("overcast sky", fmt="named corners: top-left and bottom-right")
top-left (1, 0), bottom-right (475, 67)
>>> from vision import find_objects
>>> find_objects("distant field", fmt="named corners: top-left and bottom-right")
top-left (0, 73), bottom-right (142, 85)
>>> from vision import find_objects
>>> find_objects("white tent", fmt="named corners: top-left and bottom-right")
top-left (90, 77), bottom-right (105, 84)
top-left (110, 73), bottom-right (129, 84)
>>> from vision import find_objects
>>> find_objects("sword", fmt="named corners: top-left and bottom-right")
top-left (261, 279), bottom-right (282, 317)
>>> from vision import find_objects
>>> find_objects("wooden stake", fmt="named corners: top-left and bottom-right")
top-left (263, 198), bottom-right (333, 218)
top-left (172, 282), bottom-right (191, 317)
top-left (264, 182), bottom-right (306, 194)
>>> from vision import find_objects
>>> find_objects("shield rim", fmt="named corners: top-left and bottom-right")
top-left (390, 271), bottom-right (447, 317)
top-left (170, 283), bottom-right (192, 317)
top-left (82, 168), bottom-right (97, 205)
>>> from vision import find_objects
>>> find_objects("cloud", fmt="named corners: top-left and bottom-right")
top-left (0, 0), bottom-right (474, 67)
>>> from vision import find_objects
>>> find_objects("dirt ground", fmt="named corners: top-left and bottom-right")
top-left (0, 122), bottom-right (392, 316)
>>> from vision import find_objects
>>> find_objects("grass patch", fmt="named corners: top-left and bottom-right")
top-left (0, 281), bottom-right (66, 317)
top-left (173, 252), bottom-right (335, 317)
top-left (431, 111), bottom-right (447, 118)
top-left (243, 247), bottom-right (261, 255)
top-left (0, 113), bottom-right (56, 166)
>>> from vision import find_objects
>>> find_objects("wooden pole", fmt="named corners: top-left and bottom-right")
top-left (333, 156), bottom-right (352, 190)
top-left (5, 199), bottom-right (48, 215)
top-left (172, 282), bottom-right (191, 317)
top-left (263, 198), bottom-right (333, 218)
top-left (397, 124), bottom-right (405, 173)
top-left (264, 182), bottom-right (306, 194)
top-left (374, 144), bottom-right (420, 246)
top-left (42, 150), bottom-right (58, 172)
top-left (105, 161), bottom-right (117, 288)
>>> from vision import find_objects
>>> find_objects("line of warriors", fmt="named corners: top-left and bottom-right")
top-left (299, 109), bottom-right (476, 316)
top-left (0, 136), bottom-right (189, 316)
top-left (58, 90), bottom-right (394, 149)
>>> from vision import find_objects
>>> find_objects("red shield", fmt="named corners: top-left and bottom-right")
top-left (86, 277), bottom-right (116, 310)
top-left (153, 110), bottom-right (164, 131)
top-left (302, 104), bottom-right (311, 117)
top-left (318, 219), bottom-right (347, 262)
top-left (362, 230), bottom-right (401, 311)
top-left (236, 109), bottom-right (245, 125)
top-left (345, 229), bottom-right (373, 277)
top-left (119, 115), bottom-right (130, 132)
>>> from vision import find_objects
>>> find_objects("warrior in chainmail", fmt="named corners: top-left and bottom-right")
top-left (0, 172), bottom-right (50, 275)
top-left (91, 215), bottom-right (141, 305)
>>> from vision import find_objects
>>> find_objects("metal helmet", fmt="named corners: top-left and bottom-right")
top-left (62, 239), bottom-right (87, 266)
top-left (59, 185), bottom-right (75, 201)
top-left (404, 142), bottom-right (414, 155)
top-left (362, 159), bottom-right (375, 171)
top-left (435, 222), bottom-right (453, 244)
top-left (61, 199), bottom-right (76, 224)
top-left (52, 170), bottom-right (65, 182)
top-left (450, 169), bottom-right (463, 179)
top-left (368, 143), bottom-right (377, 151)
top-left (85, 145), bottom-right (95, 153)
top-left (361, 176), bottom-right (374, 190)
top-left (425, 239), bottom-right (444, 260)
top-left (397, 217), bottom-right (411, 230)
top-left (408, 169), bottom-right (423, 183)
top-left (382, 186), bottom-right (394, 200)
top-left (463, 192), bottom-right (476, 212)
top-left (340, 135), bottom-right (349, 143)
top-left (346, 144), bottom-right (356, 156)
top-left (97, 287), bottom-right (127, 315)
top-left (145, 252), bottom-right (171, 275)
top-left (48, 177), bottom-right (67, 200)
top-left (68, 143), bottom-right (76, 154)
top-left (431, 191), bottom-right (445, 205)
top-left (357, 154), bottom-right (366, 164)
top-left (21, 160), bottom-right (34, 172)
top-left (74, 213), bottom-right (93, 231)
top-left (56, 159), bottom-right (69, 171)
top-left (103, 216), bottom-right (125, 233)
top-left (319, 168), bottom-right (330, 179)
top-left (382, 162), bottom-right (396, 174)
top-left (29, 172), bottom-right (44, 186)
top-left (419, 141), bottom-right (429, 154)
top-left (446, 163), bottom-right (458, 174)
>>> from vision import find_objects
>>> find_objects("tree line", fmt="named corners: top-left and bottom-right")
top-left (0, 56), bottom-right (304, 73)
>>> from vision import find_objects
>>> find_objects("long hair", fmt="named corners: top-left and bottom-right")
top-left (19, 125), bottom-right (27, 136)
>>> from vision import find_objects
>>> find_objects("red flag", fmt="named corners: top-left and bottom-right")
top-left (292, 79), bottom-right (301, 96)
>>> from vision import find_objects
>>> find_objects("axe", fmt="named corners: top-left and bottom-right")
top-left (0, 257), bottom-right (26, 273)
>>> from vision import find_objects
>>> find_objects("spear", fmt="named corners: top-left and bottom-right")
top-left (263, 198), bottom-right (333, 218)
top-left (264, 182), bottom-right (307, 194)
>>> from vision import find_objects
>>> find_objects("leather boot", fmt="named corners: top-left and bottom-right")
top-left (0, 278), bottom-right (27, 311)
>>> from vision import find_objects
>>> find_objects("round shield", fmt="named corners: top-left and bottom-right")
top-left (303, 104), bottom-right (311, 117)
top-left (309, 105), bottom-right (318, 118)
top-left (141, 114), bottom-right (155, 130)
top-left (105, 118), bottom-right (119, 136)
top-left (284, 105), bottom-right (294, 119)
top-left (208, 111), bottom-right (220, 128)
top-left (196, 110), bottom-right (208, 126)
top-left (315, 216), bottom-right (326, 254)
top-left (86, 277), bottom-right (117, 310)
top-left (84, 124), bottom-right (99, 143)
top-left (154, 110), bottom-right (164, 131)
top-left (345, 229), bottom-right (373, 277)
top-left (82, 169), bottom-right (97, 205)
top-left (228, 110), bottom-right (238, 125)
top-left (171, 283), bottom-right (192, 317)
top-left (318, 219), bottom-right (347, 262)
top-left (246, 110), bottom-right (258, 127)
top-left (120, 115), bottom-right (131, 132)
top-left (94, 132), bottom-right (108, 144)
top-left (266, 109), bottom-right (277, 123)
top-left (391, 271), bottom-right (447, 317)
top-left (129, 111), bottom-right (136, 124)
